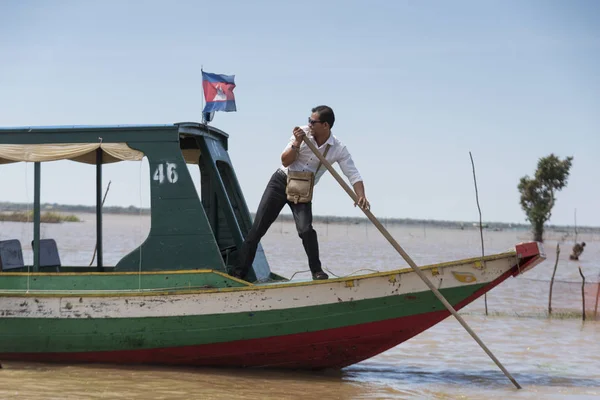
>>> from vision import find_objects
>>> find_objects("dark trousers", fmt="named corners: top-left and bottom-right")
top-left (236, 169), bottom-right (321, 277)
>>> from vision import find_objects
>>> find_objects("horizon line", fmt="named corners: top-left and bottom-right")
top-left (0, 201), bottom-right (598, 230)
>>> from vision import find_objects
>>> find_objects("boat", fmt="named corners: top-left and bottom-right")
top-left (0, 123), bottom-right (546, 369)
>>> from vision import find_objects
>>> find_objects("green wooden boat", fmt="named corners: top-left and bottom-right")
top-left (0, 123), bottom-right (545, 368)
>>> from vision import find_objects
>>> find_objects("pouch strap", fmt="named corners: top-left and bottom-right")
top-left (314, 144), bottom-right (331, 176)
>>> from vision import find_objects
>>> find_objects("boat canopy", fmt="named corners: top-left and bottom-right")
top-left (0, 143), bottom-right (201, 165)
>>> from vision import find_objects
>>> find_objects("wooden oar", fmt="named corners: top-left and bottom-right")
top-left (302, 135), bottom-right (522, 390)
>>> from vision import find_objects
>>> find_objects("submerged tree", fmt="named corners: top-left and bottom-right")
top-left (518, 154), bottom-right (573, 242)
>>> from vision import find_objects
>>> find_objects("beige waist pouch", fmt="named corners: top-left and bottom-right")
top-left (286, 144), bottom-right (330, 204)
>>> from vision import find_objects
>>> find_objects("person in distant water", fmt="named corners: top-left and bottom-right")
top-left (570, 242), bottom-right (586, 260)
top-left (231, 105), bottom-right (369, 281)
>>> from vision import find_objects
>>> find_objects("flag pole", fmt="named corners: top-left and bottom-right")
top-left (201, 65), bottom-right (206, 125)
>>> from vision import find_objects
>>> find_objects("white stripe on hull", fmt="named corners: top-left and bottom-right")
top-left (0, 256), bottom-right (516, 319)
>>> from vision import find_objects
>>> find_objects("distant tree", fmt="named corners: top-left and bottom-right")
top-left (518, 154), bottom-right (573, 242)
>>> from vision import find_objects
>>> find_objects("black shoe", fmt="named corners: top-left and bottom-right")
top-left (229, 268), bottom-right (246, 280)
top-left (312, 271), bottom-right (329, 280)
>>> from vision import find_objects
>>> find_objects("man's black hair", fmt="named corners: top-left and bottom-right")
top-left (312, 105), bottom-right (335, 128)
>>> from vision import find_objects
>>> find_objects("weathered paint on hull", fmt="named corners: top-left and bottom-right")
top-left (0, 311), bottom-right (446, 369)
top-left (0, 282), bottom-right (487, 353)
top-left (0, 271), bottom-right (512, 369)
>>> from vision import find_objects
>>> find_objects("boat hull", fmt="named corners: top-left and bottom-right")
top-left (0, 311), bottom-right (454, 369)
top-left (0, 243), bottom-right (544, 369)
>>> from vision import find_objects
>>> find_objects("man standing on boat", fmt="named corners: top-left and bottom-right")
top-left (231, 105), bottom-right (369, 281)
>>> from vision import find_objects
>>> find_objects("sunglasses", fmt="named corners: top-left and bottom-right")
top-left (308, 118), bottom-right (323, 126)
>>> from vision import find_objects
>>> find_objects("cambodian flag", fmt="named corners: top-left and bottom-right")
top-left (202, 71), bottom-right (237, 113)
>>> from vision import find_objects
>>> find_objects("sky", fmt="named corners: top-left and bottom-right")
top-left (0, 0), bottom-right (598, 226)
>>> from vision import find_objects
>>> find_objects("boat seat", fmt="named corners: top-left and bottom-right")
top-left (0, 239), bottom-right (25, 271)
top-left (31, 239), bottom-right (61, 272)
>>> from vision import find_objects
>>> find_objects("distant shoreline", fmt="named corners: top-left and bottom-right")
top-left (0, 211), bottom-right (81, 223)
top-left (1, 201), bottom-right (598, 232)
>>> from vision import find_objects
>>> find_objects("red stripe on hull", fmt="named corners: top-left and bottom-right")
top-left (0, 268), bottom-right (516, 369)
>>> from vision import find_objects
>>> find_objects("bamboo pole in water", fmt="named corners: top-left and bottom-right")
top-left (302, 135), bottom-right (522, 390)
top-left (578, 266), bottom-right (586, 321)
top-left (469, 152), bottom-right (488, 316)
top-left (548, 244), bottom-right (560, 315)
top-left (594, 282), bottom-right (600, 320)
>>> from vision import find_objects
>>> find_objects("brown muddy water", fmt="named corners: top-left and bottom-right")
top-left (1, 214), bottom-right (599, 399)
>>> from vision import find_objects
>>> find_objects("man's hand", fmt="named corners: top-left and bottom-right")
top-left (352, 181), bottom-right (370, 210)
top-left (282, 127), bottom-right (306, 166)
top-left (292, 126), bottom-right (306, 147)
top-left (355, 196), bottom-right (370, 210)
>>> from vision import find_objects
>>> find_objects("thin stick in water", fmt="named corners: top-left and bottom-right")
top-left (594, 282), bottom-right (600, 320)
top-left (578, 266), bottom-right (586, 321)
top-left (548, 243), bottom-right (560, 315)
top-left (469, 152), bottom-right (487, 316)
top-left (574, 208), bottom-right (578, 244)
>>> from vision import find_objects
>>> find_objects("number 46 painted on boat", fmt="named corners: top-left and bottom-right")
top-left (153, 162), bottom-right (178, 184)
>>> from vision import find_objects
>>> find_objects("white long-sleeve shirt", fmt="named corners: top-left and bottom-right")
top-left (280, 128), bottom-right (363, 186)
